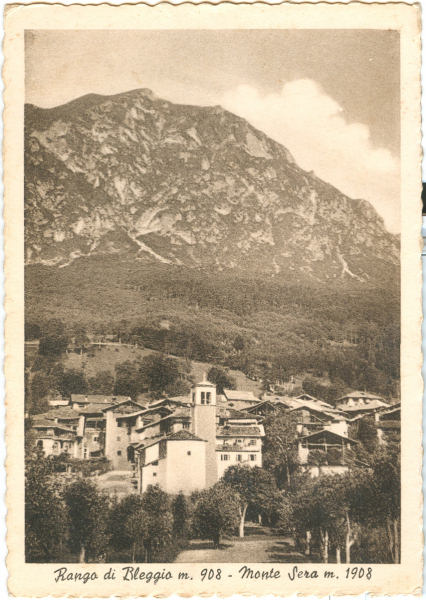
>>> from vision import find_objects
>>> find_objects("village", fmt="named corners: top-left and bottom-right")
top-left (28, 376), bottom-right (400, 497)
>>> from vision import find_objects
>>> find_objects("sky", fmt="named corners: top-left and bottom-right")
top-left (25, 30), bottom-right (400, 233)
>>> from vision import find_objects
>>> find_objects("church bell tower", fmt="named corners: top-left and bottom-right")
top-left (191, 375), bottom-right (217, 487)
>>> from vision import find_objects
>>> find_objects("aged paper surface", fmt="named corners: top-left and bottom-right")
top-left (3, 2), bottom-right (422, 596)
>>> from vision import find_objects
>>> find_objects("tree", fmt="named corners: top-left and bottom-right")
top-left (38, 319), bottom-right (69, 357)
top-left (261, 366), bottom-right (274, 393)
top-left (25, 321), bottom-right (41, 340)
top-left (172, 492), bottom-right (191, 543)
top-left (63, 479), bottom-right (110, 562)
top-left (290, 475), bottom-right (340, 562)
top-left (221, 465), bottom-right (279, 537)
top-left (356, 415), bottom-right (379, 454)
top-left (126, 508), bottom-right (148, 562)
top-left (25, 449), bottom-right (67, 562)
top-left (88, 370), bottom-right (115, 395)
top-left (58, 369), bottom-right (88, 398)
top-left (72, 325), bottom-right (90, 353)
top-left (192, 483), bottom-right (240, 548)
top-left (233, 334), bottom-right (245, 353)
top-left (140, 485), bottom-right (173, 561)
top-left (29, 373), bottom-right (52, 414)
top-left (139, 354), bottom-right (189, 396)
top-left (114, 360), bottom-right (143, 398)
top-left (207, 366), bottom-right (236, 394)
top-left (369, 445), bottom-right (400, 562)
top-left (262, 412), bottom-right (300, 488)
top-left (109, 495), bottom-right (147, 562)
top-left (114, 354), bottom-right (191, 399)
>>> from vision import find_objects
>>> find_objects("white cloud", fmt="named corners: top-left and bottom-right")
top-left (221, 80), bottom-right (400, 233)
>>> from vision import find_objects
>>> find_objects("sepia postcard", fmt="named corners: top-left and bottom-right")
top-left (3, 1), bottom-right (423, 596)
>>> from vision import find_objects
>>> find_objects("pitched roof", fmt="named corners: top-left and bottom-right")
top-left (254, 395), bottom-right (345, 420)
top-left (336, 390), bottom-right (386, 402)
top-left (35, 432), bottom-right (76, 441)
top-left (245, 400), bottom-right (284, 412)
top-left (297, 394), bottom-right (337, 411)
top-left (134, 409), bottom-right (190, 433)
top-left (225, 408), bottom-right (263, 421)
top-left (102, 399), bottom-right (146, 412)
top-left (170, 406), bottom-right (191, 418)
top-left (338, 400), bottom-right (387, 411)
top-left (223, 389), bottom-right (259, 402)
top-left (32, 418), bottom-right (59, 428)
top-left (378, 405), bottom-right (401, 418)
top-left (32, 420), bottom-right (75, 433)
top-left (77, 403), bottom-right (110, 415)
top-left (135, 429), bottom-right (206, 451)
top-left (33, 407), bottom-right (80, 420)
top-left (299, 427), bottom-right (358, 443)
top-left (376, 420), bottom-right (400, 430)
top-left (216, 425), bottom-right (262, 437)
top-left (134, 434), bottom-right (165, 451)
top-left (290, 403), bottom-right (344, 420)
top-left (71, 394), bottom-right (130, 404)
top-left (167, 430), bottom-right (205, 442)
top-left (297, 393), bottom-right (320, 402)
top-left (166, 396), bottom-right (192, 405)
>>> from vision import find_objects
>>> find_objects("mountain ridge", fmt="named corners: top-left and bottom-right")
top-left (24, 87), bottom-right (399, 284)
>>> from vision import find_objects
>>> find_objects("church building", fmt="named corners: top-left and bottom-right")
top-left (135, 377), bottom-right (264, 494)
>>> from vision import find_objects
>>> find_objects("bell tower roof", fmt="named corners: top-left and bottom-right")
top-left (195, 373), bottom-right (216, 387)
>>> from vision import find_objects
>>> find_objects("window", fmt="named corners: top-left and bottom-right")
top-left (221, 454), bottom-right (230, 461)
top-left (201, 391), bottom-right (205, 404)
top-left (117, 436), bottom-right (121, 441)
top-left (187, 451), bottom-right (191, 456)
top-left (237, 454), bottom-right (242, 462)
top-left (37, 440), bottom-right (43, 449)
top-left (248, 439), bottom-right (256, 446)
top-left (192, 392), bottom-right (195, 403)
top-left (117, 450), bottom-right (122, 456)
top-left (206, 391), bottom-right (211, 404)
top-left (250, 454), bottom-right (256, 461)
top-left (183, 422), bottom-right (190, 429)
top-left (153, 472), bottom-right (157, 477)
top-left (93, 436), bottom-right (99, 442)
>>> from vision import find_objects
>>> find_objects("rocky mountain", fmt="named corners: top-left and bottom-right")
top-left (25, 88), bottom-right (399, 284)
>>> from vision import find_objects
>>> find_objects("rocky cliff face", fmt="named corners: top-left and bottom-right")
top-left (25, 88), bottom-right (399, 284)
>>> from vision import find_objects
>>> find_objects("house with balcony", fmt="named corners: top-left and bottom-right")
top-left (216, 422), bottom-right (264, 478)
top-left (336, 391), bottom-right (388, 417)
top-left (32, 418), bottom-right (80, 457)
top-left (297, 427), bottom-right (359, 476)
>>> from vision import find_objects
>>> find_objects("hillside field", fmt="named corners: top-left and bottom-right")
top-left (47, 344), bottom-right (263, 397)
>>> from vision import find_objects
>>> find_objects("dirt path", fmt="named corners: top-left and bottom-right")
top-left (175, 528), bottom-right (306, 563)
